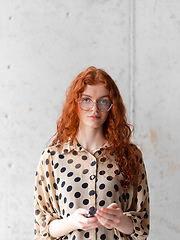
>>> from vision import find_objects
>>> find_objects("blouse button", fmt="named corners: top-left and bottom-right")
top-left (90, 175), bottom-right (96, 180)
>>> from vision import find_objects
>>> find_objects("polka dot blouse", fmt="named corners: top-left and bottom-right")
top-left (34, 139), bottom-right (150, 240)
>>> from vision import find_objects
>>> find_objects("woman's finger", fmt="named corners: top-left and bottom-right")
top-left (107, 203), bottom-right (119, 209)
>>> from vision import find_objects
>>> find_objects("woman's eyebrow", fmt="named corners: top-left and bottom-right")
top-left (82, 94), bottom-right (110, 98)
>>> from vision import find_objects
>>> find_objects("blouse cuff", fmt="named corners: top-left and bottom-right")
top-left (113, 212), bottom-right (148, 240)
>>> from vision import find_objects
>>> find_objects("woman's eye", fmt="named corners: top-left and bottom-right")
top-left (82, 98), bottom-right (91, 103)
top-left (99, 100), bottom-right (108, 105)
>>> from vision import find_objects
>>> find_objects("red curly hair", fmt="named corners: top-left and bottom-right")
top-left (50, 66), bottom-right (140, 189)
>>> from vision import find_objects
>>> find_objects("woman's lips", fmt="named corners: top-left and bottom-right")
top-left (88, 115), bottom-right (100, 119)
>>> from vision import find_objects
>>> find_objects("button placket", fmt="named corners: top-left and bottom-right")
top-left (88, 155), bottom-right (97, 240)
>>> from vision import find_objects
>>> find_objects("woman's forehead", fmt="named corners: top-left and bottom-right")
top-left (82, 83), bottom-right (110, 97)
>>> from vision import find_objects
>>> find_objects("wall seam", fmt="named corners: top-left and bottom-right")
top-left (129, 0), bottom-right (135, 126)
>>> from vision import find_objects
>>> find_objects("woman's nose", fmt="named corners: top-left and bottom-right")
top-left (91, 102), bottom-right (100, 112)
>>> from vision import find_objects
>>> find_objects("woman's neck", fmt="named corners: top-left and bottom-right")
top-left (76, 127), bottom-right (106, 153)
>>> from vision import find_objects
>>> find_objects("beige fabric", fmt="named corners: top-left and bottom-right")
top-left (34, 139), bottom-right (150, 239)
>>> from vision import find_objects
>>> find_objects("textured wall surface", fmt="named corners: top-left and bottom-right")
top-left (0, 0), bottom-right (180, 239)
top-left (134, 1), bottom-right (180, 239)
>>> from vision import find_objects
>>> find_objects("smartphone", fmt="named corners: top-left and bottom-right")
top-left (85, 208), bottom-right (96, 217)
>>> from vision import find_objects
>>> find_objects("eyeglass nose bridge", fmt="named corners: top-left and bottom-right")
top-left (90, 100), bottom-right (100, 111)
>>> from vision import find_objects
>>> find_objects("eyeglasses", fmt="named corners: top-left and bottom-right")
top-left (77, 98), bottom-right (113, 112)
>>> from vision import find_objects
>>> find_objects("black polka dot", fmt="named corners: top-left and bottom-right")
top-left (106, 191), bottom-right (112, 197)
top-left (144, 213), bottom-right (148, 219)
top-left (97, 150), bottom-right (102, 155)
top-left (138, 185), bottom-right (142, 192)
top-left (83, 169), bottom-right (89, 174)
top-left (43, 205), bottom-right (48, 211)
top-left (72, 150), bottom-right (78, 156)
top-left (91, 161), bottom-right (96, 166)
top-left (100, 234), bottom-right (106, 239)
top-left (99, 200), bottom-right (105, 206)
top-left (135, 227), bottom-right (140, 231)
top-left (100, 157), bottom-right (106, 162)
top-left (64, 197), bottom-right (67, 204)
top-left (53, 183), bottom-right (58, 190)
top-left (35, 210), bottom-right (40, 215)
top-left (62, 209), bottom-right (65, 215)
top-left (69, 202), bottom-right (74, 208)
top-left (57, 178), bottom-right (60, 184)
top-left (59, 193), bottom-right (62, 200)
top-left (46, 159), bottom-right (49, 165)
top-left (74, 177), bottom-right (81, 182)
top-left (89, 190), bottom-right (95, 196)
top-left (59, 154), bottom-right (65, 159)
top-left (46, 171), bottom-right (49, 178)
top-left (67, 159), bottom-right (73, 164)
top-left (82, 183), bottom-right (88, 188)
top-left (82, 155), bottom-right (87, 160)
top-left (99, 184), bottom-right (105, 190)
top-left (60, 167), bottom-right (66, 173)
top-left (107, 176), bottom-right (113, 181)
top-left (126, 193), bottom-right (130, 200)
top-left (61, 181), bottom-right (65, 187)
top-left (72, 235), bottom-right (76, 240)
top-left (63, 149), bottom-right (68, 153)
top-left (50, 151), bottom-right (56, 155)
top-left (38, 195), bottom-right (42, 201)
top-left (99, 170), bottom-right (105, 175)
top-left (74, 192), bottom-right (81, 198)
top-left (114, 184), bottom-right (119, 191)
top-left (67, 186), bottom-right (72, 192)
top-left (67, 172), bottom-right (73, 177)
top-left (75, 163), bottom-right (81, 169)
top-left (84, 232), bottom-right (89, 238)
top-left (54, 163), bottom-right (59, 169)
top-left (83, 199), bottom-right (89, 205)
top-left (107, 163), bottom-right (113, 168)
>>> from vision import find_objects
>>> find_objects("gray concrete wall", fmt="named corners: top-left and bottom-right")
top-left (0, 0), bottom-right (179, 239)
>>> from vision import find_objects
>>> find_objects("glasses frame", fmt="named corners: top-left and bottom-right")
top-left (77, 98), bottom-right (113, 112)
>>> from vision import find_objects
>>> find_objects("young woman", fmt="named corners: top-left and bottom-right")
top-left (34, 66), bottom-right (150, 240)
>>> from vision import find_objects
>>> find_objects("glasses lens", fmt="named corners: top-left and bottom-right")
top-left (79, 98), bottom-right (93, 111)
top-left (97, 100), bottom-right (112, 112)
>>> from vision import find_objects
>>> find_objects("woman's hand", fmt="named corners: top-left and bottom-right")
top-left (70, 208), bottom-right (101, 231)
top-left (95, 203), bottom-right (123, 229)
top-left (95, 203), bottom-right (134, 234)
top-left (49, 208), bottom-right (101, 238)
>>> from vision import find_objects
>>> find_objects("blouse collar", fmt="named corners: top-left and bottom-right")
top-left (60, 138), bottom-right (110, 155)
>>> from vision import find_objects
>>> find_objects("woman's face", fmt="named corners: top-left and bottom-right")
top-left (77, 83), bottom-right (111, 130)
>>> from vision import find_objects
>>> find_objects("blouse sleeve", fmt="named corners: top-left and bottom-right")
top-left (115, 147), bottom-right (150, 240)
top-left (34, 148), bottom-right (62, 239)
